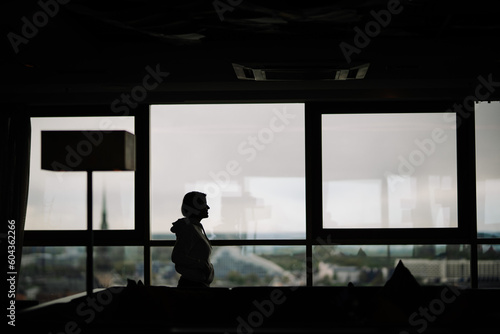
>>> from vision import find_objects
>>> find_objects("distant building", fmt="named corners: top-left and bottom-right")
top-left (397, 258), bottom-right (500, 284)
top-left (332, 266), bottom-right (361, 284)
top-left (412, 245), bottom-right (436, 258)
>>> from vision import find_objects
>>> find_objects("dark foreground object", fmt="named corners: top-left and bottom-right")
top-left (17, 283), bottom-right (499, 334)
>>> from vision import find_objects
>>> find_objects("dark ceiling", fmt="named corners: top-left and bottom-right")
top-left (2, 0), bottom-right (499, 105)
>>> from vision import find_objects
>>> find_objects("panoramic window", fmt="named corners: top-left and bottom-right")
top-left (26, 117), bottom-right (135, 230)
top-left (20, 102), bottom-right (498, 296)
top-left (150, 104), bottom-right (306, 240)
top-left (475, 101), bottom-right (500, 238)
top-left (322, 113), bottom-right (458, 229)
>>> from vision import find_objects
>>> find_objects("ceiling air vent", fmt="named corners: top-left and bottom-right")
top-left (232, 63), bottom-right (369, 81)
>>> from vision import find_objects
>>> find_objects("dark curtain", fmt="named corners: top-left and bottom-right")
top-left (2, 107), bottom-right (31, 295)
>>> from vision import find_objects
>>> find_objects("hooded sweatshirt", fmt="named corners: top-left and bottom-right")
top-left (170, 218), bottom-right (214, 285)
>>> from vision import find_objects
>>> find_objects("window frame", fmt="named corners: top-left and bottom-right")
top-left (147, 103), bottom-right (311, 285)
top-left (306, 101), bottom-right (474, 244)
top-left (23, 105), bottom-right (147, 247)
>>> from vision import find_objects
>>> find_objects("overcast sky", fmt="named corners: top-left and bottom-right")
top-left (322, 112), bottom-right (458, 229)
top-left (150, 103), bottom-right (306, 239)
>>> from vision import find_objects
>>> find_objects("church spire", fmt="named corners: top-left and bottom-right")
top-left (101, 188), bottom-right (108, 230)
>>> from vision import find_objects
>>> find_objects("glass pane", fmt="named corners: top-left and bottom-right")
top-left (18, 246), bottom-right (86, 303)
top-left (313, 244), bottom-right (470, 287)
top-left (475, 101), bottom-right (500, 238)
top-left (93, 172), bottom-right (134, 230)
top-left (152, 246), bottom-right (306, 287)
top-left (151, 247), bottom-right (176, 286)
top-left (150, 104), bottom-right (305, 240)
top-left (26, 117), bottom-right (135, 230)
top-left (94, 246), bottom-right (144, 288)
top-left (18, 246), bottom-right (141, 303)
top-left (322, 113), bottom-right (457, 228)
top-left (478, 244), bottom-right (500, 288)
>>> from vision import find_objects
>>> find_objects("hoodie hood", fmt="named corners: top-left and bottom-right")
top-left (170, 218), bottom-right (186, 234)
top-left (170, 217), bottom-right (204, 234)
